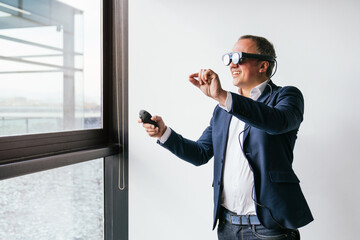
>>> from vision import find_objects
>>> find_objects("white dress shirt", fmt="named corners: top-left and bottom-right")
top-left (159, 80), bottom-right (269, 216)
top-left (220, 80), bottom-right (269, 215)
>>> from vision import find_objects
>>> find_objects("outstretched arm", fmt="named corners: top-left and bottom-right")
top-left (188, 68), bottom-right (304, 135)
top-left (139, 114), bottom-right (214, 166)
top-left (229, 86), bottom-right (304, 135)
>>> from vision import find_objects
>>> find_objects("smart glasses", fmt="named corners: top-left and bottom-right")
top-left (222, 52), bottom-right (276, 66)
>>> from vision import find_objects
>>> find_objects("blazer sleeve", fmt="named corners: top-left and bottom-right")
top-left (157, 117), bottom-right (214, 166)
top-left (230, 86), bottom-right (304, 135)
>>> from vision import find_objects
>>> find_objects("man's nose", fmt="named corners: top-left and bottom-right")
top-left (230, 61), bottom-right (238, 68)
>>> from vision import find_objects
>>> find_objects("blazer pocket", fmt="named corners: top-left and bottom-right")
top-left (269, 171), bottom-right (300, 183)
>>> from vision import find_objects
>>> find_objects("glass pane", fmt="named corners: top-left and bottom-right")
top-left (0, 0), bottom-right (102, 136)
top-left (0, 158), bottom-right (104, 240)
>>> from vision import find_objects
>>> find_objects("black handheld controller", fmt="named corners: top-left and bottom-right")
top-left (139, 110), bottom-right (159, 128)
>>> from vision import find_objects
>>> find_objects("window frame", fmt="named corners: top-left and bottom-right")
top-left (0, 0), bottom-right (128, 239)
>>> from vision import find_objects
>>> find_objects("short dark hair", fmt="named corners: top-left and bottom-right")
top-left (239, 35), bottom-right (277, 78)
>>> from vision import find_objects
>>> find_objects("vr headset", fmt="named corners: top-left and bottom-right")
top-left (222, 52), bottom-right (276, 66)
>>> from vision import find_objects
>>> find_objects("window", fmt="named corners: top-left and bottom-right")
top-left (0, 0), bottom-right (128, 239)
top-left (0, 0), bottom-right (102, 136)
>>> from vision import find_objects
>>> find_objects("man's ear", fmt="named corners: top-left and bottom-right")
top-left (259, 61), bottom-right (269, 73)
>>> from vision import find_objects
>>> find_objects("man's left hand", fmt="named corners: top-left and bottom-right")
top-left (189, 69), bottom-right (227, 106)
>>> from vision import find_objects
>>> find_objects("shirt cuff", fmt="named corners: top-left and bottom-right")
top-left (158, 127), bottom-right (171, 144)
top-left (219, 92), bottom-right (232, 112)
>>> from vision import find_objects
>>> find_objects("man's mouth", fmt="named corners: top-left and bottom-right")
top-left (232, 71), bottom-right (240, 75)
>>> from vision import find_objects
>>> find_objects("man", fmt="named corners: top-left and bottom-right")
top-left (140, 35), bottom-right (313, 239)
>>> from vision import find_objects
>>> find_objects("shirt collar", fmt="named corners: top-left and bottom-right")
top-left (249, 79), bottom-right (270, 101)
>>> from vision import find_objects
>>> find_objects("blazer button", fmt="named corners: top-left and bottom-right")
top-left (218, 181), bottom-right (221, 185)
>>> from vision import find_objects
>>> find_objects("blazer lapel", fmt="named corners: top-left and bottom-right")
top-left (221, 112), bottom-right (232, 156)
top-left (243, 123), bottom-right (250, 143)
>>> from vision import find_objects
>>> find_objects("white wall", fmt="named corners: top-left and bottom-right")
top-left (129, 0), bottom-right (360, 239)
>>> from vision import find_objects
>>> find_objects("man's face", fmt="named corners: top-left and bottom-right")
top-left (230, 39), bottom-right (262, 88)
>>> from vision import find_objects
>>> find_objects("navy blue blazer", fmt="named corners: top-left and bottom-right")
top-left (158, 80), bottom-right (313, 230)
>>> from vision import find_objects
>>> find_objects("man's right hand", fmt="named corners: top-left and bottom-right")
top-left (138, 115), bottom-right (167, 139)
